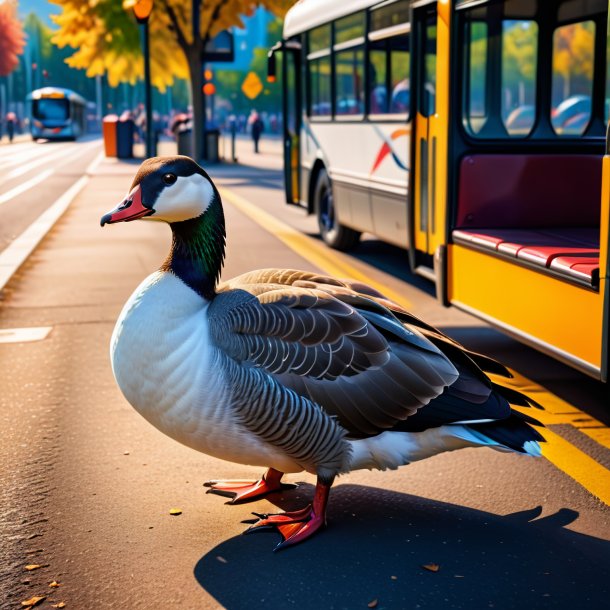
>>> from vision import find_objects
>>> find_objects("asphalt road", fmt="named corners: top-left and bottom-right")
top-left (1, 137), bottom-right (609, 609)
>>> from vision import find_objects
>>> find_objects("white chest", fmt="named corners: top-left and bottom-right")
top-left (111, 272), bottom-right (225, 443)
top-left (110, 272), bottom-right (299, 472)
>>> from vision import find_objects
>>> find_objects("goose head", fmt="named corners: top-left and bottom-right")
top-left (100, 155), bottom-right (219, 226)
top-left (101, 156), bottom-right (226, 299)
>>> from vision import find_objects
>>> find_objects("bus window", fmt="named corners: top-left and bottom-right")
top-left (33, 98), bottom-right (70, 122)
top-left (308, 24), bottom-right (332, 118)
top-left (309, 57), bottom-right (332, 117)
top-left (334, 12), bottom-right (365, 117)
top-left (501, 20), bottom-right (538, 136)
top-left (464, 22), bottom-right (488, 134)
top-left (369, 35), bottom-right (410, 116)
top-left (422, 20), bottom-right (437, 118)
top-left (551, 20), bottom-right (595, 135)
top-left (335, 48), bottom-right (364, 116)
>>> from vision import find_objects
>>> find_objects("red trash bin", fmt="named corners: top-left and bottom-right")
top-left (102, 114), bottom-right (119, 157)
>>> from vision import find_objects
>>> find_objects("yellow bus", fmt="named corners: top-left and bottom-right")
top-left (269, 0), bottom-right (610, 382)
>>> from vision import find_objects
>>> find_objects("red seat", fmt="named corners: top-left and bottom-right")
top-left (516, 246), bottom-right (599, 267)
top-left (452, 229), bottom-right (600, 286)
top-left (453, 154), bottom-right (602, 287)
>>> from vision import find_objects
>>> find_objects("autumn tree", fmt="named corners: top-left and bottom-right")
top-left (51, 0), bottom-right (293, 160)
top-left (0, 0), bottom-right (25, 77)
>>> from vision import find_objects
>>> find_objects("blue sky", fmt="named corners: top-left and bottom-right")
top-left (19, 0), bottom-right (59, 26)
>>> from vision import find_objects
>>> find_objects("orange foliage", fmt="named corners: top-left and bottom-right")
top-left (0, 0), bottom-right (25, 77)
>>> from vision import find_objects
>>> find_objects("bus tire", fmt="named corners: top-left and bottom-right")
top-left (314, 169), bottom-right (361, 251)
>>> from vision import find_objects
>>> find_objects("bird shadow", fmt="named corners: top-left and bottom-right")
top-left (193, 483), bottom-right (610, 610)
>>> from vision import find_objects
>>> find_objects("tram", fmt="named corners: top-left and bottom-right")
top-left (269, 0), bottom-right (610, 382)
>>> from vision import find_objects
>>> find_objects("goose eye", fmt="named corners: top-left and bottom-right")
top-left (163, 173), bottom-right (177, 185)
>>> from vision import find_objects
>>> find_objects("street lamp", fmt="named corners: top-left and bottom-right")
top-left (127, 0), bottom-right (154, 158)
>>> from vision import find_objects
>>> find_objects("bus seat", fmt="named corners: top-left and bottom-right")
top-left (452, 228), bottom-right (600, 286)
top-left (516, 245), bottom-right (599, 267)
top-left (456, 154), bottom-right (602, 228)
top-left (550, 256), bottom-right (601, 285)
top-left (453, 154), bottom-right (602, 286)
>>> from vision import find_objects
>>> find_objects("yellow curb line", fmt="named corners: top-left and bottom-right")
top-left (220, 185), bottom-right (610, 506)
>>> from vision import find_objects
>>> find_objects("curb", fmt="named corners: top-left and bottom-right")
top-left (0, 150), bottom-right (104, 294)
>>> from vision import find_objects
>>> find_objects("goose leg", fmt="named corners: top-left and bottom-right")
top-left (244, 477), bottom-right (332, 551)
top-left (204, 468), bottom-right (296, 504)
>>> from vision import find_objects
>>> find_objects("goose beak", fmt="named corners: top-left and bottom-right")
top-left (100, 185), bottom-right (152, 226)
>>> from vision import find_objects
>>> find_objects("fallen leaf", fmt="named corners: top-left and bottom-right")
top-left (422, 563), bottom-right (440, 572)
top-left (21, 596), bottom-right (46, 607)
top-left (216, 556), bottom-right (228, 564)
top-left (24, 565), bottom-right (44, 571)
top-left (51, 603), bottom-right (66, 609)
top-left (49, 581), bottom-right (60, 587)
top-left (368, 600), bottom-right (378, 608)
top-left (169, 508), bottom-right (182, 516)
top-left (123, 452), bottom-right (130, 455)
top-left (25, 549), bottom-right (43, 555)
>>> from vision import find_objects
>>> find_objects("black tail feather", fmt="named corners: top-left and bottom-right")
top-left (491, 382), bottom-right (544, 409)
top-left (466, 413), bottom-right (546, 453)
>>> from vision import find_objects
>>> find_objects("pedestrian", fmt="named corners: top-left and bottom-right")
top-left (5, 112), bottom-right (16, 143)
top-left (249, 109), bottom-right (264, 154)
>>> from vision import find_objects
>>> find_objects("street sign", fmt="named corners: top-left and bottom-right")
top-left (241, 71), bottom-right (263, 100)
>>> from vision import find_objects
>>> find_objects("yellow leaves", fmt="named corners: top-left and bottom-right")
top-left (169, 508), bottom-right (182, 515)
top-left (51, 0), bottom-right (292, 89)
top-left (24, 564), bottom-right (45, 571)
top-left (21, 597), bottom-right (46, 608)
top-left (51, 603), bottom-right (66, 609)
top-left (49, 581), bottom-right (61, 587)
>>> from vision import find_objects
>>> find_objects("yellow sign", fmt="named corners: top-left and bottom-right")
top-left (241, 72), bottom-right (264, 100)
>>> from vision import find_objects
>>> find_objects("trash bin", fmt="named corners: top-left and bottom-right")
top-left (205, 129), bottom-right (220, 163)
top-left (177, 128), bottom-right (193, 157)
top-left (102, 114), bottom-right (118, 157)
top-left (116, 117), bottom-right (134, 159)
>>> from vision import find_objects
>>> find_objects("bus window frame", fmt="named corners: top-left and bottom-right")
top-left (303, 1), bottom-right (411, 125)
top-left (455, 0), bottom-right (607, 147)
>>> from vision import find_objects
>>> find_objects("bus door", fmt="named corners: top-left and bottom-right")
top-left (411, 2), bottom-right (440, 274)
top-left (281, 42), bottom-right (302, 204)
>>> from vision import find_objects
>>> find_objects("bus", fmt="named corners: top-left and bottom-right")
top-left (269, 0), bottom-right (610, 383)
top-left (27, 87), bottom-right (87, 141)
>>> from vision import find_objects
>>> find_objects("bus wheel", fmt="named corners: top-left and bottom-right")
top-left (314, 169), bottom-right (360, 251)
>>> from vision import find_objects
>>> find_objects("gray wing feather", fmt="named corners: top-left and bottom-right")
top-left (209, 275), bottom-right (460, 436)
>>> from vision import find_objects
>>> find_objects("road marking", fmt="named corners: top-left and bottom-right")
top-left (0, 169), bottom-right (54, 207)
top-left (219, 187), bottom-right (413, 310)
top-left (85, 150), bottom-right (105, 175)
top-left (6, 142), bottom-right (92, 179)
top-left (0, 327), bottom-right (52, 344)
top-left (0, 143), bottom-right (67, 170)
top-left (0, 142), bottom-right (100, 208)
top-left (0, 175), bottom-right (89, 292)
top-left (221, 185), bottom-right (610, 506)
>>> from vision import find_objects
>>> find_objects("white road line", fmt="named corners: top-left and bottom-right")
top-left (0, 142), bottom-right (100, 207)
top-left (0, 327), bottom-right (53, 344)
top-left (0, 143), bottom-right (69, 170)
top-left (6, 140), bottom-right (98, 179)
top-left (0, 175), bottom-right (89, 292)
top-left (0, 169), bottom-right (54, 207)
top-left (85, 150), bottom-right (105, 175)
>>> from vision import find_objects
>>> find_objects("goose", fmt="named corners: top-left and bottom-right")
top-left (101, 156), bottom-right (545, 551)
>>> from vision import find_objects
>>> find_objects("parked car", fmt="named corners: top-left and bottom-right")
top-left (551, 94), bottom-right (591, 133)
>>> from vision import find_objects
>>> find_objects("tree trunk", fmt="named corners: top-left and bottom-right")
top-left (187, 52), bottom-right (206, 162)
